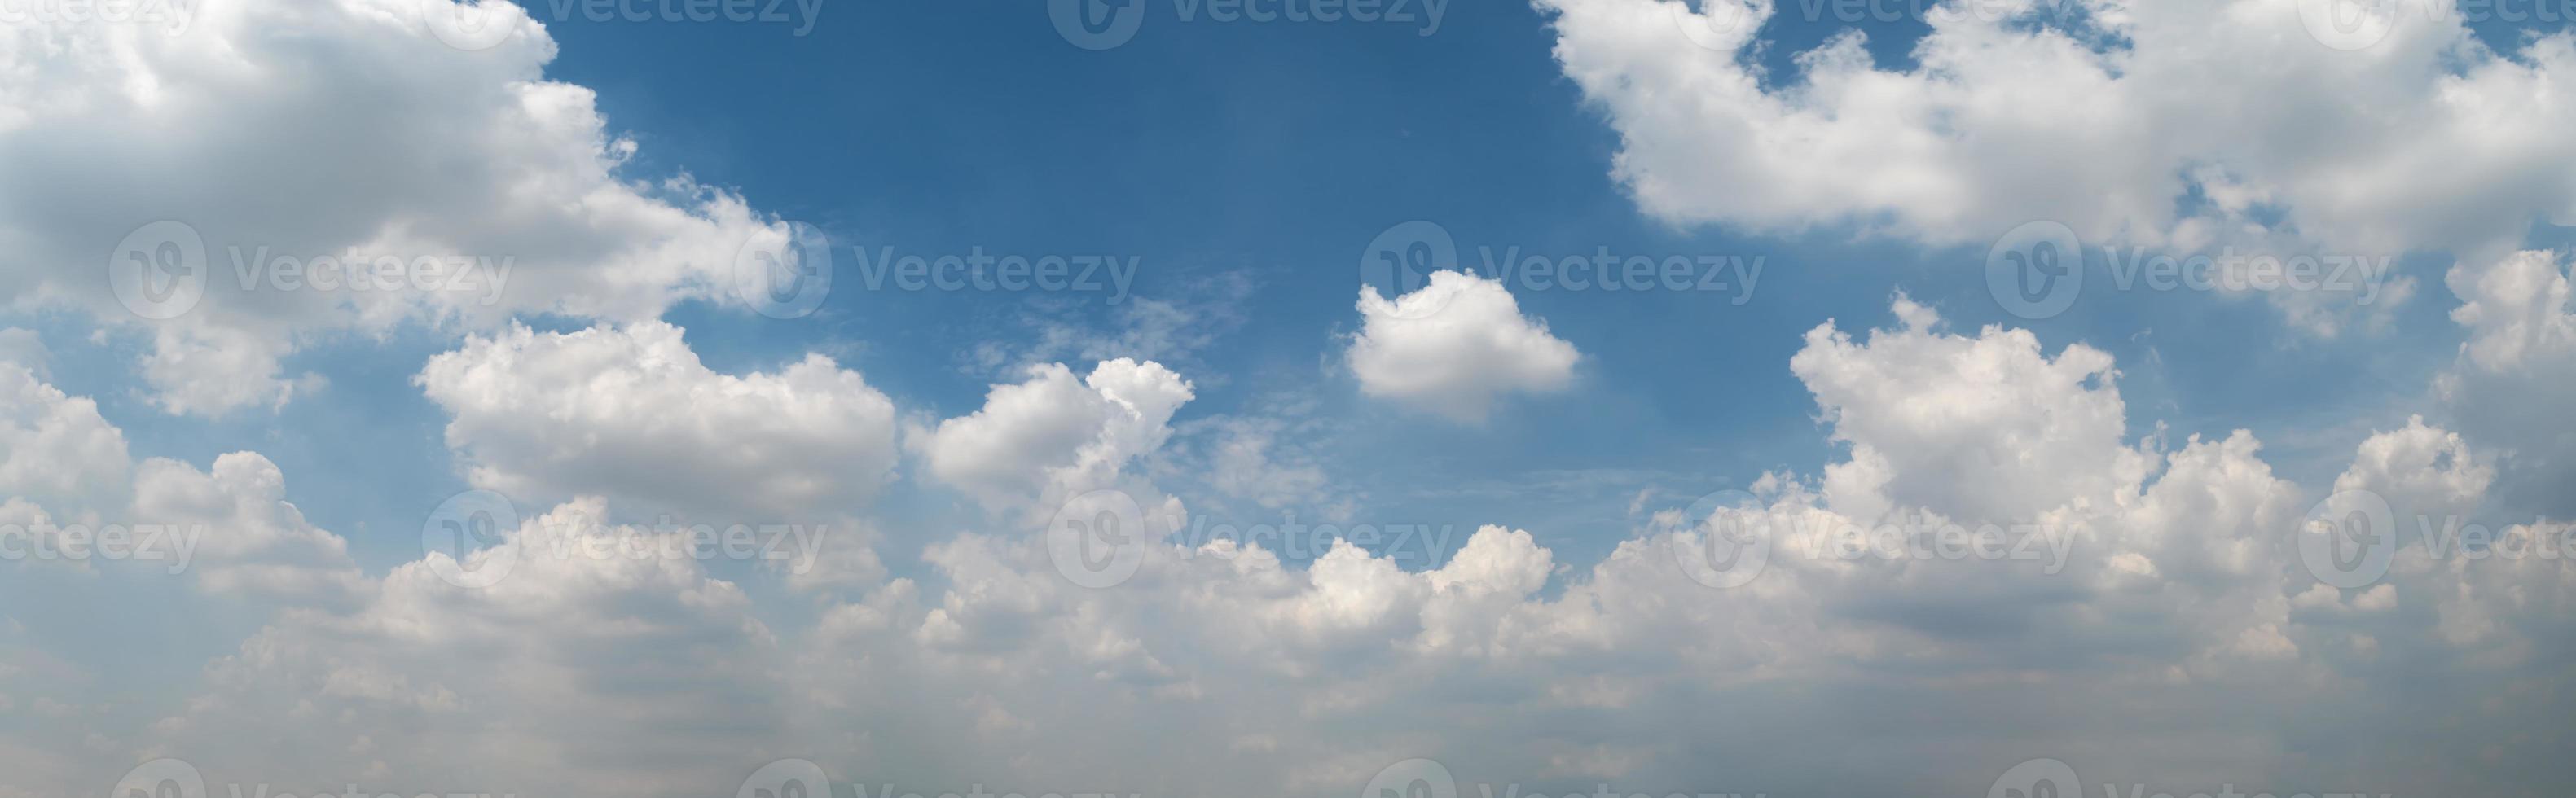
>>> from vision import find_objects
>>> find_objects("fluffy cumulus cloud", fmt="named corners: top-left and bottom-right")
top-left (2437, 249), bottom-right (2576, 513)
top-left (0, 0), bottom-right (792, 414)
top-left (7, 298), bottom-right (2575, 798)
top-left (0, 364), bottom-right (357, 603)
top-left (419, 322), bottom-right (900, 524)
top-left (1347, 270), bottom-right (1580, 421)
top-left (1535, 0), bottom-right (2576, 331)
top-left (915, 358), bottom-right (1195, 516)
top-left (11, 2), bottom-right (2576, 798)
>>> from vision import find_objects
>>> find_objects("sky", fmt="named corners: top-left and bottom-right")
top-left (2, 0), bottom-right (2574, 796)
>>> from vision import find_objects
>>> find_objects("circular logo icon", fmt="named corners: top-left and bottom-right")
top-left (1048, 489), bottom-right (1149, 589)
top-left (112, 758), bottom-right (206, 798)
top-left (2297, 0), bottom-right (2400, 51)
top-left (1986, 220), bottom-right (2084, 320)
top-left (421, 489), bottom-right (521, 590)
top-left (1988, 758), bottom-right (2083, 798)
top-left (420, 0), bottom-right (522, 51)
top-left (1360, 221), bottom-right (1459, 321)
top-left (733, 221), bottom-right (834, 320)
top-left (737, 759), bottom-right (833, 798)
top-left (1050, 0), bottom-right (1146, 50)
top-left (1361, 758), bottom-right (1456, 798)
top-left (1669, 0), bottom-right (1756, 50)
top-left (2298, 488), bottom-right (2398, 589)
top-left (1671, 489), bottom-right (1774, 590)
top-left (109, 221), bottom-right (207, 321)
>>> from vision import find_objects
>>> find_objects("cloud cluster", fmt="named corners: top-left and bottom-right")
top-left (0, 0), bottom-right (789, 414)
top-left (418, 322), bottom-right (900, 524)
top-left (1347, 271), bottom-right (1580, 421)
top-left (1536, 0), bottom-right (2576, 331)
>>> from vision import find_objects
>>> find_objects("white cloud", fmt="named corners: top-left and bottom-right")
top-left (0, 366), bottom-right (355, 603)
top-left (1348, 270), bottom-right (1580, 421)
top-left (916, 358), bottom-right (1195, 515)
top-left (2438, 249), bottom-right (2576, 514)
top-left (0, 0), bottom-right (790, 414)
top-left (1535, 0), bottom-right (2576, 329)
top-left (8, 301), bottom-right (2574, 798)
top-left (418, 322), bottom-right (899, 524)
top-left (1789, 296), bottom-right (2148, 523)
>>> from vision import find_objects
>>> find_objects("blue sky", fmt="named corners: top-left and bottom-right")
top-left (6, 1), bottom-right (2576, 796)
